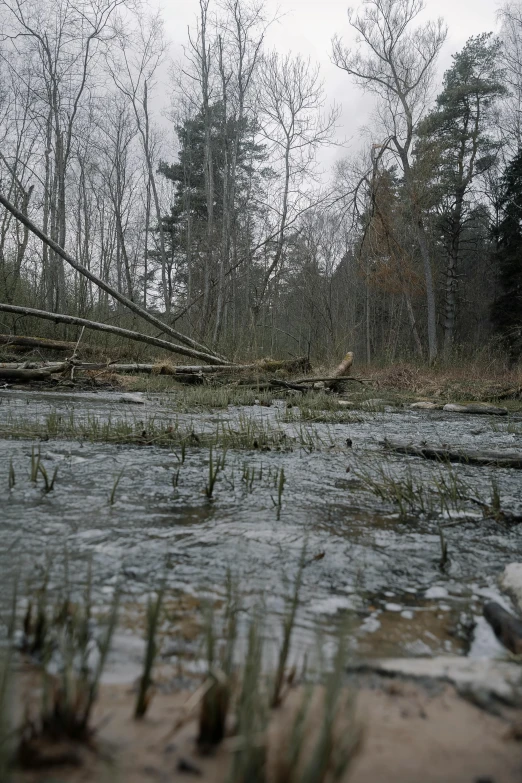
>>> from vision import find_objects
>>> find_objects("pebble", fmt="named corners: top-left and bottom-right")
top-left (424, 586), bottom-right (448, 599)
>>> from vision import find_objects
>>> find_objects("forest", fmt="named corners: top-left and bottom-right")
top-left (0, 0), bottom-right (520, 367)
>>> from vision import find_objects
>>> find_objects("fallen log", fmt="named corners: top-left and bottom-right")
top-left (382, 437), bottom-right (522, 469)
top-left (0, 191), bottom-right (224, 362)
top-left (0, 305), bottom-right (230, 366)
top-left (268, 378), bottom-right (311, 392)
top-left (291, 375), bottom-right (368, 385)
top-left (60, 357), bottom-right (311, 375)
top-left (483, 601), bottom-right (522, 655)
top-left (0, 334), bottom-right (75, 351)
top-left (326, 352), bottom-right (353, 391)
top-left (0, 362), bottom-right (67, 381)
top-left (443, 403), bottom-right (508, 416)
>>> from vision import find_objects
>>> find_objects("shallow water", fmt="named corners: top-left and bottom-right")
top-left (1, 388), bottom-right (521, 672)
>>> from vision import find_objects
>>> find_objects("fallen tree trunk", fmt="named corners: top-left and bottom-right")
top-left (0, 362), bottom-right (67, 381)
top-left (268, 378), bottom-right (311, 392)
top-left (0, 191), bottom-right (225, 362)
top-left (442, 403), bottom-right (508, 416)
top-left (82, 357), bottom-right (311, 375)
top-left (0, 355), bottom-right (315, 385)
top-left (292, 375), bottom-right (368, 385)
top-left (382, 437), bottom-right (522, 469)
top-left (0, 304), bottom-right (230, 366)
top-left (325, 352), bottom-right (354, 391)
top-left (483, 602), bottom-right (522, 655)
top-left (0, 334), bottom-right (75, 351)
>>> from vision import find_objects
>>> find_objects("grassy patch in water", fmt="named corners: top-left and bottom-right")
top-left (125, 376), bottom-right (277, 408)
top-left (0, 405), bottom-right (337, 454)
top-left (355, 458), bottom-right (512, 526)
top-left (0, 409), bottom-right (298, 451)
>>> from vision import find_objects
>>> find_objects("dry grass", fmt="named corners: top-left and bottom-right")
top-left (363, 360), bottom-right (522, 401)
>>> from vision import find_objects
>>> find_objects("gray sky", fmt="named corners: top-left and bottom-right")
top-left (160, 0), bottom-right (502, 172)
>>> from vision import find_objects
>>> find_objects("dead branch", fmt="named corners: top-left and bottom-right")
top-left (0, 191), bottom-right (225, 363)
top-left (0, 304), bottom-right (230, 365)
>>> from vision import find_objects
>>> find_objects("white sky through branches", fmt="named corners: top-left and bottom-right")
top-left (162, 0), bottom-right (500, 172)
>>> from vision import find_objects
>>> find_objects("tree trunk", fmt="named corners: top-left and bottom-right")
top-left (0, 304), bottom-right (229, 365)
top-left (413, 216), bottom-right (438, 363)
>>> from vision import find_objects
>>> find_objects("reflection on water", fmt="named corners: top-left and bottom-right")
top-left (1, 388), bottom-right (521, 667)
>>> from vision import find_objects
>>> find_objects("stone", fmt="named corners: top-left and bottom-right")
top-left (118, 393), bottom-right (146, 405)
top-left (500, 564), bottom-right (522, 613)
top-left (410, 401), bottom-right (440, 410)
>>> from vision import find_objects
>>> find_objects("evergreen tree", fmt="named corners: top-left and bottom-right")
top-left (491, 151), bottom-right (522, 364)
top-left (158, 102), bottom-right (268, 330)
top-left (416, 33), bottom-right (506, 353)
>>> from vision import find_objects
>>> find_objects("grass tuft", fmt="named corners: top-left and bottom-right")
top-left (135, 581), bottom-right (166, 718)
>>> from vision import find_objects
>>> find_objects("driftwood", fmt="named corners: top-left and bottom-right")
top-left (0, 334), bottom-right (75, 351)
top-left (383, 437), bottom-right (522, 469)
top-left (0, 191), bottom-right (224, 362)
top-left (0, 304), bottom-right (229, 366)
top-left (483, 601), bottom-right (522, 655)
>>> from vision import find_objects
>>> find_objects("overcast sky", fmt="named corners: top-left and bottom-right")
top-left (160, 0), bottom-right (502, 172)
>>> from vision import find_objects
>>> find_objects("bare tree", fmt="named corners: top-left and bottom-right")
top-left (255, 52), bottom-right (338, 323)
top-left (108, 9), bottom-right (171, 312)
top-left (212, 0), bottom-right (268, 344)
top-left (498, 1), bottom-right (522, 153)
top-left (0, 0), bottom-right (124, 312)
top-left (332, 0), bottom-right (447, 362)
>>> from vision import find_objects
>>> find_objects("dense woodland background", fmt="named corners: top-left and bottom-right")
top-left (0, 0), bottom-right (521, 366)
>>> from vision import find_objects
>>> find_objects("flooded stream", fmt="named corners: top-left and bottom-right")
top-left (1, 388), bottom-right (521, 677)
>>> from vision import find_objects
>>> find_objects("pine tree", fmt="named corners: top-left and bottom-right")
top-left (416, 33), bottom-right (506, 354)
top-left (157, 102), bottom-right (267, 332)
top-left (491, 151), bottom-right (522, 364)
